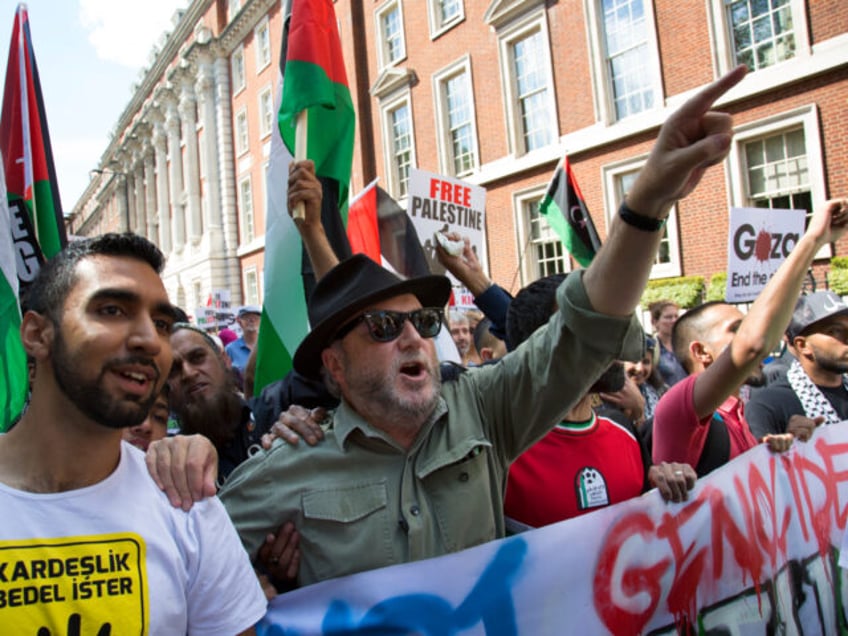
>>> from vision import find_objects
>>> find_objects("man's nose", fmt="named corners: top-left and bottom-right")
top-left (128, 315), bottom-right (163, 354)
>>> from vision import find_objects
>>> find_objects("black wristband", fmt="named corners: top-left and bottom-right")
top-left (618, 201), bottom-right (667, 232)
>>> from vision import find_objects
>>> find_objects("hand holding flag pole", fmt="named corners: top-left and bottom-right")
top-left (292, 110), bottom-right (308, 222)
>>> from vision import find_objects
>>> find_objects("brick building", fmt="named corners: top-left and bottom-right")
top-left (69, 0), bottom-right (848, 309)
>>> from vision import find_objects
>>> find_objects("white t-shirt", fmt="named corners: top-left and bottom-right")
top-left (0, 442), bottom-right (267, 634)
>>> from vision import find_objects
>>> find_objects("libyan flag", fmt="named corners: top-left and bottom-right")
top-left (539, 156), bottom-right (600, 268)
top-left (253, 0), bottom-right (355, 394)
top-left (0, 4), bottom-right (66, 430)
top-left (347, 179), bottom-right (431, 279)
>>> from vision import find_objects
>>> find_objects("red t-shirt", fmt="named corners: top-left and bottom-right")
top-left (652, 373), bottom-right (758, 467)
top-left (504, 413), bottom-right (645, 528)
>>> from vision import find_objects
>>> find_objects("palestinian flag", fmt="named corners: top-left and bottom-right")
top-left (0, 165), bottom-right (25, 431)
top-left (348, 179), bottom-right (431, 278)
top-left (0, 4), bottom-right (66, 430)
top-left (253, 0), bottom-right (355, 393)
top-left (539, 156), bottom-right (599, 268)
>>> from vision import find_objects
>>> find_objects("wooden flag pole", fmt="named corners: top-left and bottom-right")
top-left (292, 109), bottom-right (308, 221)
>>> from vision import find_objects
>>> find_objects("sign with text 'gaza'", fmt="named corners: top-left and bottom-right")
top-left (407, 168), bottom-right (487, 288)
top-left (726, 207), bottom-right (806, 303)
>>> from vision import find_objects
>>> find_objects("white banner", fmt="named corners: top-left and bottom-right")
top-left (407, 168), bottom-right (487, 288)
top-left (726, 207), bottom-right (806, 303)
top-left (257, 424), bottom-right (848, 635)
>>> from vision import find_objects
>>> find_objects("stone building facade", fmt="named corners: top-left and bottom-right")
top-left (68, 0), bottom-right (281, 313)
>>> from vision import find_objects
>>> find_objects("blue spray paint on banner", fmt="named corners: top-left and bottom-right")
top-left (257, 537), bottom-right (527, 635)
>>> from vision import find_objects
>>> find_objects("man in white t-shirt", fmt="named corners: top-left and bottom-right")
top-left (0, 233), bottom-right (266, 634)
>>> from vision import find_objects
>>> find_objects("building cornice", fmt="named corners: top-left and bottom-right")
top-left (370, 66), bottom-right (417, 99)
top-left (93, 1), bottom-right (214, 170)
top-left (218, 0), bottom-right (278, 54)
top-left (483, 0), bottom-right (545, 29)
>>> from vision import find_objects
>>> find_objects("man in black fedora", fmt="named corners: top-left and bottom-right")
top-left (210, 66), bottom-right (752, 588)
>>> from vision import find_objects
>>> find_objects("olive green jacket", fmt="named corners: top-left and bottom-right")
top-left (219, 272), bottom-right (643, 586)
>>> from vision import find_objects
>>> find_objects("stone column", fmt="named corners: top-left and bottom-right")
top-left (164, 98), bottom-right (185, 251)
top-left (196, 57), bottom-right (224, 252)
top-left (144, 146), bottom-right (157, 242)
top-left (132, 150), bottom-right (146, 236)
top-left (179, 78), bottom-right (203, 245)
top-left (112, 156), bottom-right (131, 234)
top-left (116, 175), bottom-right (130, 234)
top-left (152, 117), bottom-right (172, 253)
top-left (214, 54), bottom-right (242, 295)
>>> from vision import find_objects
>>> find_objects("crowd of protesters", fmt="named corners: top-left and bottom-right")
top-left (5, 64), bottom-right (848, 631)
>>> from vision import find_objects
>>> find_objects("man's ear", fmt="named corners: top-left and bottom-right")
top-left (689, 340), bottom-right (713, 369)
top-left (20, 311), bottom-right (55, 360)
top-left (321, 345), bottom-right (344, 387)
top-left (479, 347), bottom-right (494, 362)
top-left (792, 335), bottom-right (811, 357)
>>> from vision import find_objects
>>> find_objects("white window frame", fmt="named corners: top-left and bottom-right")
top-left (231, 45), bottom-right (246, 94)
top-left (726, 104), bottom-right (829, 258)
top-left (706, 0), bottom-right (810, 76)
top-left (603, 157), bottom-right (682, 278)
top-left (258, 85), bottom-right (274, 139)
top-left (428, 0), bottom-right (465, 39)
top-left (380, 90), bottom-right (416, 200)
top-left (243, 267), bottom-right (260, 306)
top-left (376, 0), bottom-right (407, 69)
top-left (583, 0), bottom-right (663, 125)
top-left (238, 175), bottom-right (255, 244)
top-left (254, 17), bottom-right (272, 72)
top-left (496, 8), bottom-right (558, 156)
top-left (235, 108), bottom-right (249, 156)
top-left (513, 185), bottom-right (572, 287)
top-left (432, 55), bottom-right (480, 177)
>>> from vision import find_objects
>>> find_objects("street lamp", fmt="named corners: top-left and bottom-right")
top-left (90, 168), bottom-right (131, 233)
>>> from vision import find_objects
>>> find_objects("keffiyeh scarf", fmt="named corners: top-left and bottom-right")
top-left (787, 360), bottom-right (848, 425)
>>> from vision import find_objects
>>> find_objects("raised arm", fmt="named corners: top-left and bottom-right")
top-left (436, 233), bottom-right (493, 296)
top-left (583, 65), bottom-right (748, 316)
top-left (435, 233), bottom-right (512, 336)
top-left (692, 198), bottom-right (848, 418)
top-left (288, 160), bottom-right (339, 280)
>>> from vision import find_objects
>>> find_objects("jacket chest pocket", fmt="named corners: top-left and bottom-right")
top-left (422, 444), bottom-right (497, 553)
top-left (299, 481), bottom-right (396, 582)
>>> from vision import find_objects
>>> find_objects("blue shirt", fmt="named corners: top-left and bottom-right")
top-left (225, 337), bottom-right (252, 371)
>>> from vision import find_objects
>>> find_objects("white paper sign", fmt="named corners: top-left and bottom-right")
top-left (726, 207), bottom-right (806, 302)
top-left (407, 168), bottom-right (487, 290)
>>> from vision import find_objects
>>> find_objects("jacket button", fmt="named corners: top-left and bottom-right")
top-left (459, 472), bottom-right (469, 482)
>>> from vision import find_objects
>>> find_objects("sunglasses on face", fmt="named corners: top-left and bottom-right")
top-left (334, 307), bottom-right (445, 343)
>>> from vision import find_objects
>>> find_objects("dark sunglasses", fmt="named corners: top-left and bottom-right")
top-left (334, 307), bottom-right (444, 343)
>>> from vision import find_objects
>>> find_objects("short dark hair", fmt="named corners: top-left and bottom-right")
top-left (505, 273), bottom-right (566, 351)
top-left (172, 305), bottom-right (190, 324)
top-left (589, 361), bottom-right (625, 393)
top-left (473, 317), bottom-right (501, 353)
top-left (671, 300), bottom-right (727, 373)
top-left (23, 233), bottom-right (166, 322)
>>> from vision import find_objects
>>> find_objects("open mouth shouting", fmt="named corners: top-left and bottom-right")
top-left (111, 362), bottom-right (159, 397)
top-left (398, 358), bottom-right (431, 384)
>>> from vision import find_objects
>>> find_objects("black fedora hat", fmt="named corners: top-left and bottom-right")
top-left (293, 254), bottom-right (451, 379)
